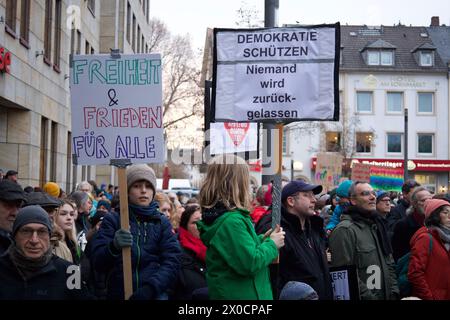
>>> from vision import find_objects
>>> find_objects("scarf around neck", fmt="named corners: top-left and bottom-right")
top-left (8, 243), bottom-right (53, 280)
top-left (346, 206), bottom-right (393, 256)
top-left (178, 227), bottom-right (207, 262)
top-left (430, 225), bottom-right (450, 251)
top-left (129, 201), bottom-right (159, 217)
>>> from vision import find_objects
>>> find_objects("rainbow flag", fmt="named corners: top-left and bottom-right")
top-left (369, 166), bottom-right (404, 192)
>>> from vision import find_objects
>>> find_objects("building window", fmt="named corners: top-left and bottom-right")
top-left (387, 92), bottom-right (403, 113)
top-left (325, 132), bottom-right (341, 152)
top-left (76, 30), bottom-right (81, 54)
top-left (85, 40), bottom-right (90, 55)
top-left (132, 14), bottom-right (136, 53)
top-left (387, 133), bottom-right (402, 153)
top-left (368, 50), bottom-right (393, 66)
top-left (356, 92), bottom-right (373, 113)
top-left (418, 133), bottom-right (433, 154)
top-left (5, 0), bottom-right (17, 37)
top-left (420, 52), bottom-right (433, 66)
top-left (418, 92), bottom-right (433, 113)
top-left (126, 2), bottom-right (131, 45)
top-left (88, 0), bottom-right (95, 16)
top-left (137, 26), bottom-right (141, 53)
top-left (50, 121), bottom-right (58, 181)
top-left (20, 0), bottom-right (31, 47)
top-left (282, 128), bottom-right (289, 155)
top-left (40, 117), bottom-right (49, 187)
top-left (91, 47), bottom-right (94, 55)
top-left (53, 0), bottom-right (62, 71)
top-left (356, 132), bottom-right (373, 153)
top-left (44, 0), bottom-right (53, 65)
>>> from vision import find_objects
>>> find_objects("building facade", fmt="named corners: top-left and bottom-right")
top-left (284, 23), bottom-right (450, 192)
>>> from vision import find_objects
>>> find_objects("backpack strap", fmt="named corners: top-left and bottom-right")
top-left (428, 232), bottom-right (433, 253)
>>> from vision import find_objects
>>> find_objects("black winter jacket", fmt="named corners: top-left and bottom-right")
top-left (0, 254), bottom-right (91, 300)
top-left (391, 213), bottom-right (422, 262)
top-left (278, 208), bottom-right (333, 300)
top-left (387, 199), bottom-right (409, 233)
top-left (0, 229), bottom-right (12, 256)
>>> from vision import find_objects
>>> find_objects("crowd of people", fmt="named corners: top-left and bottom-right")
top-left (0, 160), bottom-right (449, 300)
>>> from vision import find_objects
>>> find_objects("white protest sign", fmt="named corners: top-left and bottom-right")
top-left (213, 25), bottom-right (339, 122)
top-left (330, 269), bottom-right (351, 300)
top-left (209, 122), bottom-right (258, 155)
top-left (70, 54), bottom-right (164, 165)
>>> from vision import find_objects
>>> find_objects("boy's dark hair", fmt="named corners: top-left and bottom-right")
top-left (402, 179), bottom-right (420, 194)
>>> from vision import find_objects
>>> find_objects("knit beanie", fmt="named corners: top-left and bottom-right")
top-left (337, 180), bottom-right (353, 198)
top-left (43, 182), bottom-right (60, 198)
top-left (126, 164), bottom-right (156, 192)
top-left (12, 205), bottom-right (53, 237)
top-left (424, 199), bottom-right (450, 219)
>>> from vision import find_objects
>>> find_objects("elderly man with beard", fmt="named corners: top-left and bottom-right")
top-left (391, 187), bottom-right (432, 262)
top-left (329, 181), bottom-right (399, 300)
top-left (0, 206), bottom-right (90, 299)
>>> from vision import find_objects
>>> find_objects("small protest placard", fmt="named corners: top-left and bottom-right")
top-left (330, 265), bottom-right (359, 300)
top-left (70, 54), bottom-right (164, 165)
top-left (351, 163), bottom-right (371, 183)
top-left (315, 153), bottom-right (343, 192)
top-left (212, 24), bottom-right (340, 122)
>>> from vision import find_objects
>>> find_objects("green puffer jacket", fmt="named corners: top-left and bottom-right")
top-left (197, 208), bottom-right (278, 300)
top-left (329, 211), bottom-right (399, 300)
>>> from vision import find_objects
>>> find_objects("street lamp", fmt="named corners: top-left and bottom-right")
top-left (404, 106), bottom-right (408, 181)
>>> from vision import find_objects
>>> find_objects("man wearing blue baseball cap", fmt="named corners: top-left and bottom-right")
top-left (277, 180), bottom-right (333, 300)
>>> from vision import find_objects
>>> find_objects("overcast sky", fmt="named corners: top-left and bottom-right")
top-left (150, 0), bottom-right (450, 50)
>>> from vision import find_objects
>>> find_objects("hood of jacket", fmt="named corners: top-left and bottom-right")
top-left (197, 207), bottom-right (249, 247)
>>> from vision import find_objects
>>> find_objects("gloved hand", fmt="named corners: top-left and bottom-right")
top-left (129, 285), bottom-right (155, 300)
top-left (113, 228), bottom-right (133, 249)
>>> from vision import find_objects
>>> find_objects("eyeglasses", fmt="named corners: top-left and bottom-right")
top-left (18, 227), bottom-right (49, 239)
top-left (359, 190), bottom-right (377, 197)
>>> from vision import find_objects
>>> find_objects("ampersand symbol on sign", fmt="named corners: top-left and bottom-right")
top-left (108, 89), bottom-right (118, 106)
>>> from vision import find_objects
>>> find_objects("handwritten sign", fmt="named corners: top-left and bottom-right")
top-left (212, 24), bottom-right (340, 122)
top-left (330, 265), bottom-right (359, 300)
top-left (210, 122), bottom-right (258, 155)
top-left (315, 153), bottom-right (343, 192)
top-left (351, 163), bottom-right (371, 183)
top-left (70, 54), bottom-right (164, 165)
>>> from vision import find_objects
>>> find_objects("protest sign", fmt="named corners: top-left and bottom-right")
top-left (70, 54), bottom-right (164, 165)
top-left (351, 163), bottom-right (371, 183)
top-left (370, 166), bottom-right (404, 192)
top-left (315, 153), bottom-right (343, 192)
top-left (212, 24), bottom-right (340, 122)
top-left (209, 122), bottom-right (258, 155)
top-left (330, 265), bottom-right (359, 300)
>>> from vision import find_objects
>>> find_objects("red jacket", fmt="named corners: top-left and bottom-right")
top-left (408, 226), bottom-right (450, 300)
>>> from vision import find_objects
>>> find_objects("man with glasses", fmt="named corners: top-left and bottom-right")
top-left (0, 180), bottom-right (25, 255)
top-left (391, 187), bottom-right (432, 263)
top-left (277, 180), bottom-right (333, 300)
top-left (0, 205), bottom-right (90, 299)
top-left (329, 181), bottom-right (399, 300)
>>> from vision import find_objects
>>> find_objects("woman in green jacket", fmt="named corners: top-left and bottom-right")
top-left (197, 154), bottom-right (285, 300)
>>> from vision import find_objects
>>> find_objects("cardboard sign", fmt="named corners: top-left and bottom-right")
top-left (315, 153), bottom-right (343, 192)
top-left (330, 265), bottom-right (359, 300)
top-left (351, 163), bottom-right (371, 183)
top-left (70, 54), bottom-right (164, 165)
top-left (212, 24), bottom-right (340, 122)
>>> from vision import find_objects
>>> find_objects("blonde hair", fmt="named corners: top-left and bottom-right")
top-left (154, 192), bottom-right (174, 215)
top-left (199, 154), bottom-right (251, 210)
top-left (54, 199), bottom-right (79, 250)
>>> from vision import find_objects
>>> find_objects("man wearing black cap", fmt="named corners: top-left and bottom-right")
top-left (5, 170), bottom-right (18, 183)
top-left (277, 180), bottom-right (333, 300)
top-left (0, 205), bottom-right (90, 299)
top-left (0, 180), bottom-right (25, 255)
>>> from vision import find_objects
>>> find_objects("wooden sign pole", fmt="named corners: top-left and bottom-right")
top-left (112, 160), bottom-right (133, 300)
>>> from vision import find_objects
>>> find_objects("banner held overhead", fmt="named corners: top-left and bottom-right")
top-left (212, 24), bottom-right (340, 122)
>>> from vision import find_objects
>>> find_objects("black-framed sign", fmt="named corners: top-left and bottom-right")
top-left (329, 265), bottom-right (360, 300)
top-left (211, 24), bottom-right (340, 123)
